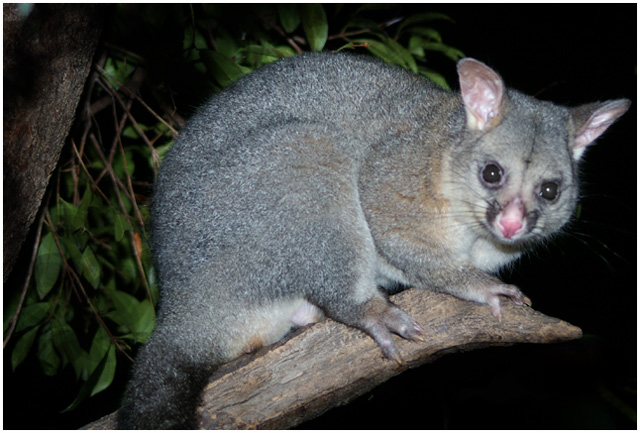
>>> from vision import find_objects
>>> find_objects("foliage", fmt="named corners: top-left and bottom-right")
top-left (3, 4), bottom-right (463, 412)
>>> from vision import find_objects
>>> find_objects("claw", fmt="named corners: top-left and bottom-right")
top-left (360, 298), bottom-right (424, 363)
top-left (410, 325), bottom-right (426, 343)
top-left (488, 296), bottom-right (502, 320)
top-left (386, 346), bottom-right (404, 365)
top-left (486, 284), bottom-right (531, 321)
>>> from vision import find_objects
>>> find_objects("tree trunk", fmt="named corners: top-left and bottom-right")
top-left (83, 288), bottom-right (582, 429)
top-left (3, 4), bottom-right (104, 281)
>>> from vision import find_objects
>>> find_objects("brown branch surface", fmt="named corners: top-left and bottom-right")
top-left (3, 4), bottom-right (104, 281)
top-left (84, 288), bottom-right (581, 430)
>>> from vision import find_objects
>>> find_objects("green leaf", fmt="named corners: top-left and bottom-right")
top-left (12, 325), bottom-right (40, 370)
top-left (155, 140), bottom-right (174, 160)
top-left (201, 50), bottom-right (250, 88)
top-left (215, 36), bottom-right (240, 59)
top-left (122, 124), bottom-right (148, 139)
top-left (89, 326), bottom-right (110, 362)
top-left (353, 38), bottom-right (395, 64)
top-left (63, 345), bottom-right (114, 412)
top-left (79, 186), bottom-right (93, 216)
top-left (421, 42), bottom-right (465, 61)
top-left (409, 35), bottom-right (426, 58)
top-left (272, 45), bottom-right (298, 59)
top-left (381, 37), bottom-right (418, 73)
top-left (60, 236), bottom-right (82, 272)
top-left (183, 24), bottom-right (196, 50)
top-left (193, 27), bottom-right (208, 50)
top-left (118, 257), bottom-right (138, 284)
top-left (88, 327), bottom-right (117, 396)
top-left (354, 38), bottom-right (416, 72)
top-left (107, 290), bottom-right (156, 342)
top-left (15, 302), bottom-right (50, 333)
top-left (300, 4), bottom-right (328, 52)
top-left (114, 212), bottom-right (129, 242)
top-left (147, 267), bottom-right (159, 304)
top-left (38, 323), bottom-right (60, 376)
top-left (81, 246), bottom-right (101, 288)
top-left (419, 67), bottom-right (451, 90)
top-left (72, 188), bottom-right (93, 250)
top-left (118, 191), bottom-right (133, 215)
top-left (102, 57), bottom-right (135, 90)
top-left (60, 197), bottom-right (86, 234)
top-left (108, 289), bottom-right (141, 332)
top-left (51, 318), bottom-right (85, 377)
top-left (278, 4), bottom-right (301, 33)
top-left (573, 202), bottom-right (583, 220)
top-left (241, 44), bottom-right (296, 66)
top-left (407, 27), bottom-right (443, 43)
top-left (132, 299), bottom-right (156, 343)
top-left (92, 345), bottom-right (116, 396)
top-left (34, 232), bottom-right (63, 299)
top-left (114, 148), bottom-right (135, 178)
top-left (4, 288), bottom-right (21, 333)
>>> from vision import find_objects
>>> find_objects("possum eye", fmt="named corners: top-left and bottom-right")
top-left (540, 181), bottom-right (559, 201)
top-left (482, 163), bottom-right (503, 185)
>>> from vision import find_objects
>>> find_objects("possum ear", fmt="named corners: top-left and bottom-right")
top-left (570, 99), bottom-right (631, 160)
top-left (457, 58), bottom-right (505, 131)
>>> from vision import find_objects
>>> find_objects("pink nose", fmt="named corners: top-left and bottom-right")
top-left (498, 198), bottom-right (525, 239)
top-left (498, 218), bottom-right (523, 239)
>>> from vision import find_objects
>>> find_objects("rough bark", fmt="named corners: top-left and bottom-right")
top-left (3, 4), bottom-right (104, 281)
top-left (83, 288), bottom-right (582, 429)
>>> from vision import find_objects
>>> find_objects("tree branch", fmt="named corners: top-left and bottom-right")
top-left (83, 288), bottom-right (581, 429)
top-left (3, 4), bottom-right (104, 282)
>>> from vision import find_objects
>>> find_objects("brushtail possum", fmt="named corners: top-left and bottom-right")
top-left (118, 53), bottom-right (629, 429)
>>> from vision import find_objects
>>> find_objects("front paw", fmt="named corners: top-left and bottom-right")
top-left (361, 299), bottom-right (424, 363)
top-left (485, 284), bottom-right (531, 319)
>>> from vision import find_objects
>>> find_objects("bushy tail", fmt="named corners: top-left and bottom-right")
top-left (117, 338), bottom-right (213, 429)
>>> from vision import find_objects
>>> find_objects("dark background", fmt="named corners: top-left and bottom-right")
top-left (301, 5), bottom-right (637, 429)
top-left (4, 4), bottom-right (635, 429)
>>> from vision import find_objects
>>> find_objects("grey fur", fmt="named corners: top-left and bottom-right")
top-left (118, 52), bottom-right (629, 429)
